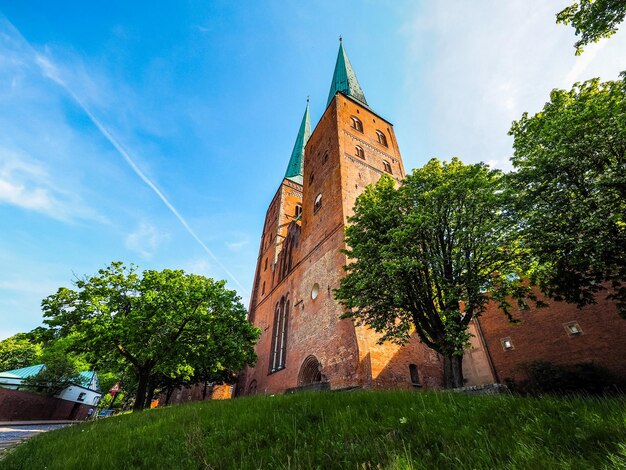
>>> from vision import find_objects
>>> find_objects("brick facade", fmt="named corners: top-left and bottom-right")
top-left (475, 291), bottom-right (626, 384)
top-left (0, 387), bottom-right (92, 421)
top-left (243, 93), bottom-right (444, 395)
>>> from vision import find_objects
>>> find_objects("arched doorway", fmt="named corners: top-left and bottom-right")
top-left (298, 355), bottom-right (322, 386)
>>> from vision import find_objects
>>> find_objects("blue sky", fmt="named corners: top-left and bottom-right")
top-left (1, 1), bottom-right (625, 340)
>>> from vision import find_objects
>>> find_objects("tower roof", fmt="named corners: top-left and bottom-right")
top-left (284, 99), bottom-right (311, 185)
top-left (326, 40), bottom-right (368, 108)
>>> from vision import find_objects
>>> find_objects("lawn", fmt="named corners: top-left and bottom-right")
top-left (1, 390), bottom-right (625, 469)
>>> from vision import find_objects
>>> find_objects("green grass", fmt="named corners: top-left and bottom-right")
top-left (2, 390), bottom-right (625, 469)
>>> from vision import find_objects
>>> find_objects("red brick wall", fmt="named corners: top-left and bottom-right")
top-left (0, 387), bottom-right (91, 421)
top-left (477, 292), bottom-right (626, 384)
top-left (157, 383), bottom-right (234, 406)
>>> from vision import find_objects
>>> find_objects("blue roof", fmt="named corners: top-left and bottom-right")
top-left (0, 365), bottom-right (99, 391)
top-left (0, 364), bottom-right (45, 379)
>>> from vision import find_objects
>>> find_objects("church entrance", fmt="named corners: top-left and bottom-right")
top-left (298, 355), bottom-right (322, 386)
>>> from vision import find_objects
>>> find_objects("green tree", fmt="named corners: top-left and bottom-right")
top-left (509, 75), bottom-right (626, 316)
top-left (0, 334), bottom-right (41, 372)
top-left (23, 338), bottom-right (84, 396)
top-left (335, 159), bottom-right (535, 388)
top-left (42, 262), bottom-right (259, 410)
top-left (557, 0), bottom-right (626, 54)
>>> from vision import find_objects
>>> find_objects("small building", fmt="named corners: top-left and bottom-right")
top-left (0, 364), bottom-right (102, 420)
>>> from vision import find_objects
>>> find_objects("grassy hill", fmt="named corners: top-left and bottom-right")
top-left (2, 390), bottom-right (625, 469)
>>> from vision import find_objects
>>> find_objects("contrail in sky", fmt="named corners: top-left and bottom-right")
top-left (4, 18), bottom-right (249, 296)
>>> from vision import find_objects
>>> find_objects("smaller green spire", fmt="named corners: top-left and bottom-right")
top-left (284, 99), bottom-right (311, 185)
top-left (327, 38), bottom-right (368, 107)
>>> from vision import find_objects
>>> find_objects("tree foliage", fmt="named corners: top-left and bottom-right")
top-left (557, 0), bottom-right (626, 54)
top-left (42, 262), bottom-right (259, 410)
top-left (335, 159), bottom-right (535, 388)
top-left (0, 333), bottom-right (41, 372)
top-left (509, 75), bottom-right (626, 316)
top-left (23, 339), bottom-right (84, 396)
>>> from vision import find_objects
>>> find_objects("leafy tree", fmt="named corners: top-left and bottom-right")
top-left (0, 333), bottom-right (41, 372)
top-left (509, 75), bottom-right (626, 316)
top-left (335, 159), bottom-right (535, 388)
top-left (557, 0), bottom-right (626, 54)
top-left (23, 338), bottom-right (84, 396)
top-left (42, 262), bottom-right (259, 410)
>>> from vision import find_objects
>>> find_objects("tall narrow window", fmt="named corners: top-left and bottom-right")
top-left (270, 296), bottom-right (289, 372)
top-left (295, 204), bottom-right (302, 218)
top-left (409, 364), bottom-right (421, 386)
top-left (323, 152), bottom-right (329, 164)
top-left (383, 161), bottom-right (392, 174)
top-left (376, 130), bottom-right (388, 147)
top-left (355, 145), bottom-right (365, 159)
top-left (351, 116), bottom-right (363, 132)
top-left (261, 281), bottom-right (266, 295)
top-left (314, 193), bottom-right (322, 213)
top-left (264, 258), bottom-right (268, 271)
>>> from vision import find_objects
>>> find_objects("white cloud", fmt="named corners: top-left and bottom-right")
top-left (181, 258), bottom-right (213, 277)
top-left (399, 1), bottom-right (626, 170)
top-left (125, 222), bottom-right (169, 258)
top-left (0, 150), bottom-right (105, 222)
top-left (226, 238), bottom-right (249, 252)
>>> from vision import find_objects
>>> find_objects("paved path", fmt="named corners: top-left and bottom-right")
top-left (0, 424), bottom-right (70, 456)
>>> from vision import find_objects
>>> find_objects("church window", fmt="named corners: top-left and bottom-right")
top-left (409, 364), bottom-right (421, 386)
top-left (295, 204), bottom-right (302, 218)
top-left (351, 116), bottom-right (363, 132)
top-left (355, 145), bottom-right (365, 159)
top-left (314, 193), bottom-right (322, 213)
top-left (270, 296), bottom-right (289, 372)
top-left (264, 258), bottom-right (268, 271)
top-left (383, 160), bottom-right (392, 174)
top-left (262, 281), bottom-right (266, 295)
top-left (376, 130), bottom-right (388, 147)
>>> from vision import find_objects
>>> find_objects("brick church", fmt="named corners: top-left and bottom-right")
top-left (240, 41), bottom-right (626, 395)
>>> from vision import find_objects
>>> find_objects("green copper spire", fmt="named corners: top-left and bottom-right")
top-left (326, 38), bottom-right (368, 107)
top-left (284, 99), bottom-right (311, 185)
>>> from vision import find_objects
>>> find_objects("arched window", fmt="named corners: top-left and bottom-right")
top-left (295, 204), bottom-right (302, 218)
top-left (264, 257), bottom-right (268, 271)
top-left (409, 364), bottom-right (421, 386)
top-left (383, 160), bottom-right (392, 174)
top-left (261, 281), bottom-right (266, 295)
top-left (314, 193), bottom-right (322, 213)
top-left (376, 130), bottom-right (388, 147)
top-left (355, 145), bottom-right (365, 159)
top-left (270, 296), bottom-right (289, 372)
top-left (299, 355), bottom-right (323, 386)
top-left (323, 151), bottom-right (329, 164)
top-left (351, 116), bottom-right (363, 132)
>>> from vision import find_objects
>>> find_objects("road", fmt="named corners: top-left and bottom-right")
top-left (0, 424), bottom-right (70, 456)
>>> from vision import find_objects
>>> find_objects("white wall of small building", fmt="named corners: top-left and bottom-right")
top-left (56, 385), bottom-right (102, 406)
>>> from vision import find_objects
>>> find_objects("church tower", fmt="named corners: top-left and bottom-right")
top-left (243, 41), bottom-right (444, 395)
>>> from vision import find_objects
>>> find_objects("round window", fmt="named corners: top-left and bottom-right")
top-left (311, 283), bottom-right (320, 300)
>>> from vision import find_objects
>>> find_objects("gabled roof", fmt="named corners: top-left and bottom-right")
top-left (327, 40), bottom-right (368, 108)
top-left (284, 99), bottom-right (311, 185)
top-left (0, 364), bottom-right (45, 379)
top-left (0, 365), bottom-right (100, 391)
